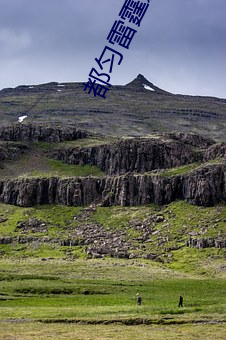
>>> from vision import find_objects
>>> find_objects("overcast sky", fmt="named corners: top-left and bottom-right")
top-left (0, 0), bottom-right (225, 97)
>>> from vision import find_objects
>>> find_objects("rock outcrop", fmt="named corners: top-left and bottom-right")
top-left (0, 127), bottom-right (225, 208)
top-left (52, 138), bottom-right (203, 175)
top-left (181, 165), bottom-right (226, 205)
top-left (0, 142), bottom-right (28, 161)
top-left (165, 132), bottom-right (215, 149)
top-left (0, 164), bottom-right (225, 207)
top-left (204, 142), bottom-right (226, 160)
top-left (0, 123), bottom-right (90, 143)
top-left (187, 237), bottom-right (226, 249)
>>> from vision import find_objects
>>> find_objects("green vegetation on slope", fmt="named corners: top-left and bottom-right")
top-left (157, 163), bottom-right (200, 177)
top-left (24, 159), bottom-right (104, 178)
top-left (0, 141), bottom-right (105, 179)
top-left (148, 159), bottom-right (224, 178)
top-left (0, 201), bottom-right (225, 276)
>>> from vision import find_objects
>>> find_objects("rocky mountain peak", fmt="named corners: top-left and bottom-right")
top-left (124, 74), bottom-right (171, 94)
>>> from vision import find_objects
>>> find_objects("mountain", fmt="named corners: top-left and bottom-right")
top-left (0, 80), bottom-right (225, 265)
top-left (0, 74), bottom-right (226, 140)
top-left (124, 74), bottom-right (171, 94)
top-left (0, 74), bottom-right (225, 331)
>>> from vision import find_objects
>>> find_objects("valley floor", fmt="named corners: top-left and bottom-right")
top-left (0, 322), bottom-right (225, 340)
top-left (0, 257), bottom-right (225, 339)
top-left (0, 172), bottom-right (225, 338)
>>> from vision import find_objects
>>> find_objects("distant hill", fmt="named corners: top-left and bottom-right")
top-left (0, 74), bottom-right (226, 140)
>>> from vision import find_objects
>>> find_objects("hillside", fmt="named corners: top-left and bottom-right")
top-left (0, 125), bottom-right (226, 207)
top-left (0, 84), bottom-right (226, 335)
top-left (0, 74), bottom-right (226, 140)
top-left (0, 124), bottom-right (225, 267)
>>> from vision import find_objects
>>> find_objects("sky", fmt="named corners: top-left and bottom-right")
top-left (0, 0), bottom-right (225, 97)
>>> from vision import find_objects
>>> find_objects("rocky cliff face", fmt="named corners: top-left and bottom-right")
top-left (204, 142), bottom-right (226, 160)
top-left (0, 142), bottom-right (28, 161)
top-left (0, 164), bottom-right (225, 207)
top-left (0, 123), bottom-right (90, 142)
top-left (52, 138), bottom-right (203, 175)
top-left (181, 165), bottom-right (226, 205)
top-left (165, 132), bottom-right (215, 149)
top-left (0, 126), bottom-right (225, 208)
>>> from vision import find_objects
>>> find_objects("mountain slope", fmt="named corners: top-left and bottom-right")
top-left (0, 75), bottom-right (226, 140)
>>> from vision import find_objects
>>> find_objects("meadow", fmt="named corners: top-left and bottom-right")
top-left (0, 194), bottom-right (225, 338)
top-left (0, 257), bottom-right (225, 339)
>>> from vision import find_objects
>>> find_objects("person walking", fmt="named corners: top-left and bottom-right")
top-left (137, 293), bottom-right (142, 306)
top-left (178, 294), bottom-right (183, 308)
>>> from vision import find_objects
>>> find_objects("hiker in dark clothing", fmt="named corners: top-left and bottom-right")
top-left (137, 293), bottom-right (142, 305)
top-left (178, 294), bottom-right (183, 307)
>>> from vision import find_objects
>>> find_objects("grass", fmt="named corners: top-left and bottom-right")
top-left (32, 136), bottom-right (116, 150)
top-left (1, 80), bottom-right (226, 139)
top-left (24, 159), bottom-right (105, 178)
top-left (0, 199), bottom-right (225, 338)
top-left (1, 323), bottom-right (226, 340)
top-left (91, 205), bottom-right (159, 229)
top-left (0, 201), bottom-right (225, 276)
top-left (151, 159), bottom-right (224, 178)
top-left (58, 137), bottom-right (116, 148)
top-left (0, 202), bottom-right (225, 338)
top-left (0, 152), bottom-right (105, 179)
top-left (168, 247), bottom-right (226, 276)
top-left (90, 202), bottom-right (226, 273)
top-left (0, 140), bottom-right (105, 179)
top-left (157, 163), bottom-right (200, 177)
top-left (0, 204), bottom-right (82, 236)
top-left (0, 323), bottom-right (225, 340)
top-left (0, 257), bottom-right (225, 339)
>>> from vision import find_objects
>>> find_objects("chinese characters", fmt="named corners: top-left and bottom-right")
top-left (83, 0), bottom-right (150, 99)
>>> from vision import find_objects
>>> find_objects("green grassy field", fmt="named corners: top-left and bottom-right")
top-left (0, 258), bottom-right (225, 339)
top-left (0, 199), bottom-right (225, 338)
top-left (0, 322), bottom-right (225, 340)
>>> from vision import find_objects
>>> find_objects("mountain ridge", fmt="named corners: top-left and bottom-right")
top-left (1, 73), bottom-right (224, 99)
top-left (0, 74), bottom-right (226, 140)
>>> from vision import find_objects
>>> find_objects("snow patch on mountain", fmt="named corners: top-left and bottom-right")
top-left (18, 115), bottom-right (27, 123)
top-left (143, 84), bottom-right (155, 91)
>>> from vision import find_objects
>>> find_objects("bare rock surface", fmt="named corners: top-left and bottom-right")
top-left (0, 123), bottom-right (90, 143)
top-left (0, 163), bottom-right (225, 207)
